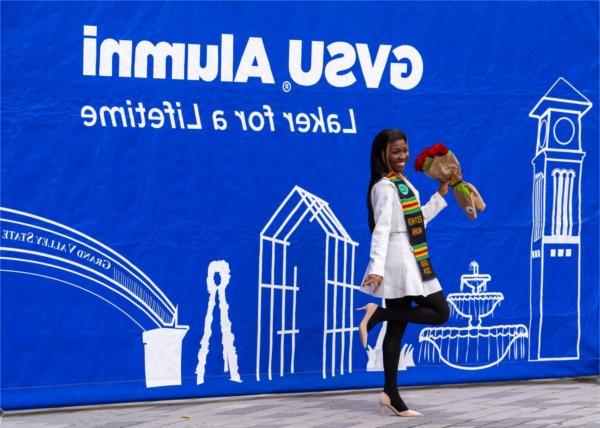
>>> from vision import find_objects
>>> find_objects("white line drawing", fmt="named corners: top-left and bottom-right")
top-left (196, 260), bottom-right (242, 384)
top-left (366, 339), bottom-right (415, 372)
top-left (528, 77), bottom-right (591, 361)
top-left (398, 344), bottom-right (415, 370)
top-left (418, 262), bottom-right (528, 370)
top-left (255, 186), bottom-right (360, 380)
top-left (0, 207), bottom-right (188, 388)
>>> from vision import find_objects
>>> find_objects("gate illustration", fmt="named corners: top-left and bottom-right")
top-left (256, 186), bottom-right (359, 380)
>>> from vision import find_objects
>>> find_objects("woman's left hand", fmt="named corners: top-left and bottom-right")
top-left (438, 180), bottom-right (450, 197)
top-left (362, 274), bottom-right (383, 293)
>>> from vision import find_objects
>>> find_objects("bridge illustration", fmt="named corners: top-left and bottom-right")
top-left (0, 207), bottom-right (188, 388)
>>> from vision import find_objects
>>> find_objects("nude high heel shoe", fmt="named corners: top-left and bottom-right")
top-left (378, 392), bottom-right (422, 417)
top-left (356, 303), bottom-right (378, 348)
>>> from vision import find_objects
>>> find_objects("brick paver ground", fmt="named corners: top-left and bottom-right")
top-left (3, 377), bottom-right (599, 427)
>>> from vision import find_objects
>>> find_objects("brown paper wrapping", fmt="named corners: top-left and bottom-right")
top-left (452, 182), bottom-right (486, 220)
top-left (422, 152), bottom-right (485, 220)
top-left (424, 152), bottom-right (462, 183)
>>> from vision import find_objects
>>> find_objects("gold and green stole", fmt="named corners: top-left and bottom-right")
top-left (386, 172), bottom-right (436, 281)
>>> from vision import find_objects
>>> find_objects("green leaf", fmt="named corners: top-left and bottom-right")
top-left (423, 157), bottom-right (433, 171)
top-left (457, 183), bottom-right (470, 197)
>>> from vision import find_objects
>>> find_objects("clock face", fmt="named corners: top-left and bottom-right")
top-left (538, 118), bottom-right (548, 149)
top-left (553, 117), bottom-right (576, 145)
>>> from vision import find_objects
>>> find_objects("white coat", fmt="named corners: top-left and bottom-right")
top-left (361, 174), bottom-right (447, 299)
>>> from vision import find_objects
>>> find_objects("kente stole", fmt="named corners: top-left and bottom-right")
top-left (386, 172), bottom-right (436, 281)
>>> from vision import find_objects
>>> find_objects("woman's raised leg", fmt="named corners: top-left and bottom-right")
top-left (368, 290), bottom-right (450, 331)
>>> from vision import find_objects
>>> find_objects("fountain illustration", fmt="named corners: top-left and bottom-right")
top-left (367, 342), bottom-right (415, 372)
top-left (419, 261), bottom-right (528, 370)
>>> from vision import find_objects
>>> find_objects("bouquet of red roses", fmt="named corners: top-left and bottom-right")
top-left (414, 142), bottom-right (485, 220)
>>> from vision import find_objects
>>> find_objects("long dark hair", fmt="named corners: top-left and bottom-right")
top-left (367, 128), bottom-right (408, 232)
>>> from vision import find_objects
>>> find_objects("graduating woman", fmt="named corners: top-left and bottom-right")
top-left (358, 128), bottom-right (451, 417)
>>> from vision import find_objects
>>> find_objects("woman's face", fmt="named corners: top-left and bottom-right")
top-left (387, 139), bottom-right (409, 174)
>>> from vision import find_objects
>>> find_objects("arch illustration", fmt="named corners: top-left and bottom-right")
top-left (0, 207), bottom-right (188, 387)
top-left (256, 186), bottom-right (359, 380)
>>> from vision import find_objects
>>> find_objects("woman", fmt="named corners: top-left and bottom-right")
top-left (358, 128), bottom-right (451, 417)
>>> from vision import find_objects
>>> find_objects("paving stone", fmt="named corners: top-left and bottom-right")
top-left (446, 405), bottom-right (521, 421)
top-left (559, 413), bottom-right (600, 426)
top-left (97, 422), bottom-right (151, 428)
top-left (561, 407), bottom-right (598, 417)
top-left (3, 377), bottom-right (599, 427)
top-left (473, 408), bottom-right (547, 423)
top-left (483, 419), bottom-right (535, 428)
top-left (528, 404), bottom-right (589, 419)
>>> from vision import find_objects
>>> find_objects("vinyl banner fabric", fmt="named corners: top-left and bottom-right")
top-left (1, 1), bottom-right (598, 410)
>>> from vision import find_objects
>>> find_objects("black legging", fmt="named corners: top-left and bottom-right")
top-left (368, 290), bottom-right (450, 411)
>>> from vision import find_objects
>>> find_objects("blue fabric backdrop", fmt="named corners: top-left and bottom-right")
top-left (1, 1), bottom-right (598, 410)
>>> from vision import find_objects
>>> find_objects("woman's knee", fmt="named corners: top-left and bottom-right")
top-left (420, 291), bottom-right (450, 325)
top-left (432, 300), bottom-right (450, 325)
top-left (438, 300), bottom-right (450, 324)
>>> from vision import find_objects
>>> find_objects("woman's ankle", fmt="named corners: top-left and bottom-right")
top-left (383, 387), bottom-right (408, 412)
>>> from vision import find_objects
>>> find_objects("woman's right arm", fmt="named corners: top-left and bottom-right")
top-left (367, 181), bottom-right (395, 279)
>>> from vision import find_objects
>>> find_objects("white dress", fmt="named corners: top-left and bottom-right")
top-left (361, 174), bottom-right (447, 299)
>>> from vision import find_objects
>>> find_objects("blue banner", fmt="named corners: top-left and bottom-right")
top-left (1, 1), bottom-right (598, 410)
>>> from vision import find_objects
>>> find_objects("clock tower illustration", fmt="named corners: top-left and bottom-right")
top-left (528, 77), bottom-right (592, 361)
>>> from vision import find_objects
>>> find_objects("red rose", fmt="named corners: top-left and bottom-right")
top-left (414, 151), bottom-right (428, 171)
top-left (432, 142), bottom-right (449, 156)
top-left (413, 158), bottom-right (420, 171)
top-left (414, 155), bottom-right (422, 171)
top-left (426, 142), bottom-right (449, 157)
